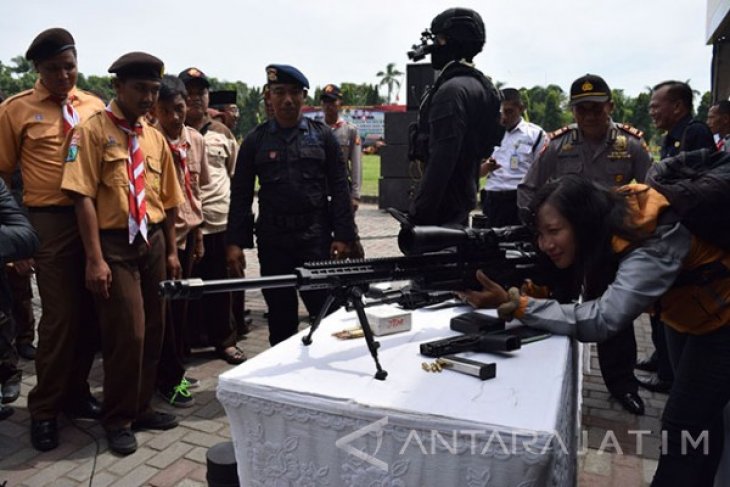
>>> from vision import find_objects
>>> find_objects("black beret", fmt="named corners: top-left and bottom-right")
top-left (320, 84), bottom-right (342, 101)
top-left (209, 90), bottom-right (237, 106)
top-left (26, 28), bottom-right (75, 62)
top-left (178, 67), bottom-right (210, 88)
top-left (570, 74), bottom-right (611, 105)
top-left (265, 64), bottom-right (309, 89)
top-left (108, 52), bottom-right (164, 80)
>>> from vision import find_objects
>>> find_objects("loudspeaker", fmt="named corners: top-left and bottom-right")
top-left (379, 145), bottom-right (413, 178)
top-left (384, 111), bottom-right (418, 145)
top-left (378, 178), bottom-right (416, 211)
top-left (406, 63), bottom-right (436, 111)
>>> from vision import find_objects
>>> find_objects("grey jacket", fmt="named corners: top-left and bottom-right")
top-left (520, 223), bottom-right (691, 342)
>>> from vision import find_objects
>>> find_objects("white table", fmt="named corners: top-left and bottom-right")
top-left (218, 305), bottom-right (580, 487)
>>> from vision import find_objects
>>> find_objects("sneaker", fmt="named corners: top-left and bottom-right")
top-left (131, 411), bottom-right (178, 431)
top-left (107, 428), bottom-right (137, 455)
top-left (158, 380), bottom-right (195, 408)
top-left (183, 376), bottom-right (200, 389)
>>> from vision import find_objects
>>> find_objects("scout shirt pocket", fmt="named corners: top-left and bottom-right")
top-left (205, 133), bottom-right (231, 173)
top-left (101, 146), bottom-right (130, 187)
top-left (145, 155), bottom-right (162, 193)
top-left (26, 121), bottom-right (60, 144)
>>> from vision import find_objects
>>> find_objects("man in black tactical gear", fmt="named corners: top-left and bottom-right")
top-left (225, 65), bottom-right (357, 346)
top-left (408, 7), bottom-right (501, 226)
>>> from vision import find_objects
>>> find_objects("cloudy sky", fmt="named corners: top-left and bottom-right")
top-left (0, 0), bottom-right (715, 98)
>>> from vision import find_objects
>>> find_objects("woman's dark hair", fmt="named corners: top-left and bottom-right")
top-left (158, 74), bottom-right (187, 103)
top-left (527, 175), bottom-right (642, 298)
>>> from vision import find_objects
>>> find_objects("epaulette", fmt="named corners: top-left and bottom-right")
top-left (548, 125), bottom-right (571, 140)
top-left (616, 123), bottom-right (643, 139)
top-left (2, 88), bottom-right (34, 105)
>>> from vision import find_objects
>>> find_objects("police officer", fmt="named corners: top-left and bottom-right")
top-left (0, 27), bottom-right (104, 451)
top-left (226, 65), bottom-right (356, 346)
top-left (320, 84), bottom-right (362, 211)
top-left (408, 7), bottom-right (501, 226)
top-left (639, 80), bottom-right (718, 394)
top-left (61, 52), bottom-right (184, 455)
top-left (518, 74), bottom-right (653, 416)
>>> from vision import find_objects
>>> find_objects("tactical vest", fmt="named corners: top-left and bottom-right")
top-left (408, 62), bottom-right (500, 164)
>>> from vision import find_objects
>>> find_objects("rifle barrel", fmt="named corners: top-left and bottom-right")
top-left (159, 274), bottom-right (298, 299)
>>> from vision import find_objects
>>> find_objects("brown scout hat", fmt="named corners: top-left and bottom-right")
top-left (26, 28), bottom-right (75, 62)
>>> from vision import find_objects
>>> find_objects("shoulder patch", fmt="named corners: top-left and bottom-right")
top-left (616, 123), bottom-right (644, 139)
top-left (548, 125), bottom-right (571, 140)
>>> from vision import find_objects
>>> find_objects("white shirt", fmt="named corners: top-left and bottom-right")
top-left (485, 118), bottom-right (547, 192)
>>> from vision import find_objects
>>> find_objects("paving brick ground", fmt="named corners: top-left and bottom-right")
top-left (0, 202), bottom-right (664, 486)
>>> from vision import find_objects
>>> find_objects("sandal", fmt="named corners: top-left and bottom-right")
top-left (218, 346), bottom-right (247, 365)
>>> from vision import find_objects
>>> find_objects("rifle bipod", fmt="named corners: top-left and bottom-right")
top-left (302, 286), bottom-right (388, 381)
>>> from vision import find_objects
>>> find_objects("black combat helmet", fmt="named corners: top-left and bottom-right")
top-left (430, 8), bottom-right (485, 46)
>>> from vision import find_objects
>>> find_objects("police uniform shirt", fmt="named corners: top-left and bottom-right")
top-left (329, 118), bottom-right (362, 199)
top-left (517, 121), bottom-right (653, 210)
top-left (227, 116), bottom-right (356, 248)
top-left (198, 120), bottom-right (237, 235)
top-left (485, 117), bottom-right (546, 192)
top-left (0, 80), bottom-right (104, 207)
top-left (60, 100), bottom-right (184, 229)
top-left (660, 114), bottom-right (716, 159)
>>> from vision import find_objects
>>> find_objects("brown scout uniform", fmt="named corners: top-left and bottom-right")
top-left (0, 79), bottom-right (104, 420)
top-left (61, 99), bottom-right (183, 430)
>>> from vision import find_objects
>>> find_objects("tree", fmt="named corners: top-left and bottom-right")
top-left (376, 63), bottom-right (403, 104)
top-left (628, 91), bottom-right (655, 144)
top-left (696, 91), bottom-right (712, 123)
top-left (611, 89), bottom-right (633, 125)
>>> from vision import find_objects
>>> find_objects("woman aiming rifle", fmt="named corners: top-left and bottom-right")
top-left (460, 175), bottom-right (730, 486)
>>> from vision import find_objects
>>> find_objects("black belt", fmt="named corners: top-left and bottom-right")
top-left (99, 222), bottom-right (164, 237)
top-left (258, 212), bottom-right (321, 229)
top-left (484, 190), bottom-right (517, 201)
top-left (27, 205), bottom-right (75, 213)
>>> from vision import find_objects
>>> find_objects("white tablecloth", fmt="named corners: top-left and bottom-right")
top-left (218, 305), bottom-right (580, 487)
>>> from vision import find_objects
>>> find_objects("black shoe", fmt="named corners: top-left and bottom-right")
top-left (131, 411), bottom-right (178, 431)
top-left (17, 343), bottom-right (36, 360)
top-left (31, 419), bottom-right (59, 451)
top-left (107, 428), bottom-right (137, 455)
top-left (616, 392), bottom-right (645, 415)
top-left (0, 405), bottom-right (14, 421)
top-left (637, 375), bottom-right (672, 393)
top-left (1, 380), bottom-right (20, 404)
top-left (64, 395), bottom-right (102, 419)
top-left (635, 355), bottom-right (658, 373)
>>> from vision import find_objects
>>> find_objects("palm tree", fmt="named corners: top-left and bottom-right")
top-left (376, 63), bottom-right (404, 104)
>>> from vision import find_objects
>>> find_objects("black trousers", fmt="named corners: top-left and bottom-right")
top-left (481, 190), bottom-right (520, 228)
top-left (652, 324), bottom-right (730, 486)
top-left (650, 314), bottom-right (675, 382)
top-left (597, 324), bottom-right (639, 396)
top-left (187, 232), bottom-right (236, 349)
top-left (257, 238), bottom-right (333, 346)
top-left (157, 233), bottom-right (195, 390)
